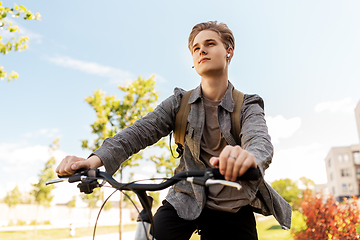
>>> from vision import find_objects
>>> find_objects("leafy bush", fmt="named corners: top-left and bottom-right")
top-left (292, 189), bottom-right (360, 239)
top-left (271, 178), bottom-right (301, 209)
top-left (291, 210), bottom-right (307, 234)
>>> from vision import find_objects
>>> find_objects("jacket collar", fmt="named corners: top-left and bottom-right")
top-left (188, 80), bottom-right (235, 113)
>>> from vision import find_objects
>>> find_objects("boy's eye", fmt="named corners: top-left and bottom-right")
top-left (193, 47), bottom-right (199, 52)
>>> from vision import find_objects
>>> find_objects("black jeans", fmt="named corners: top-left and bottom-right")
top-left (151, 201), bottom-right (258, 240)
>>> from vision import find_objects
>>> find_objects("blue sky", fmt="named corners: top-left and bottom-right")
top-left (1, 0), bottom-right (360, 203)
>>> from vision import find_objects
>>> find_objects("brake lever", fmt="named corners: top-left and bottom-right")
top-left (46, 168), bottom-right (92, 185)
top-left (205, 179), bottom-right (241, 190)
top-left (45, 178), bottom-right (68, 185)
top-left (186, 177), bottom-right (242, 190)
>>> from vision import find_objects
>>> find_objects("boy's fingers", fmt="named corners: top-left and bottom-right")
top-left (210, 157), bottom-right (219, 167)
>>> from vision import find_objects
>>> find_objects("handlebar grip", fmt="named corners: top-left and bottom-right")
top-left (57, 168), bottom-right (89, 178)
top-left (211, 168), bottom-right (260, 181)
top-left (68, 175), bottom-right (82, 183)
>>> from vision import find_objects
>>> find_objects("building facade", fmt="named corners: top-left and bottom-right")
top-left (324, 100), bottom-right (360, 201)
top-left (325, 145), bottom-right (360, 201)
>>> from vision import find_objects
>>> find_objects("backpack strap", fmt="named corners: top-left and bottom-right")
top-left (174, 90), bottom-right (194, 151)
top-left (230, 89), bottom-right (245, 145)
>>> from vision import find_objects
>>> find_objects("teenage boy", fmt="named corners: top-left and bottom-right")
top-left (56, 21), bottom-right (291, 240)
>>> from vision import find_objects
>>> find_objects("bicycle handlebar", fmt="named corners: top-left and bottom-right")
top-left (46, 167), bottom-right (260, 240)
top-left (47, 167), bottom-right (260, 193)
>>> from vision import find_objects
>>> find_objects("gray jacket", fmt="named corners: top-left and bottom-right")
top-left (94, 81), bottom-right (292, 230)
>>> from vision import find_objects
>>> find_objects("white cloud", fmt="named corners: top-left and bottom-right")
top-left (265, 143), bottom-right (328, 184)
top-left (314, 97), bottom-right (356, 114)
top-left (0, 143), bottom-right (50, 164)
top-left (266, 115), bottom-right (302, 144)
top-left (0, 142), bottom-right (67, 176)
top-left (47, 56), bottom-right (135, 84)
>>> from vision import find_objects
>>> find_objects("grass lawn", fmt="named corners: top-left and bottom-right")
top-left (257, 217), bottom-right (293, 240)
top-left (0, 224), bottom-right (136, 240)
top-left (0, 217), bottom-right (293, 240)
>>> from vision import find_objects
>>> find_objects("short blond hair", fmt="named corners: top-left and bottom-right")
top-left (188, 21), bottom-right (235, 53)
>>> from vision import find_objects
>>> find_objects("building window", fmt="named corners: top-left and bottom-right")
top-left (357, 168), bottom-right (360, 179)
top-left (328, 159), bottom-right (331, 167)
top-left (344, 154), bottom-right (350, 163)
top-left (341, 169), bottom-right (350, 177)
top-left (338, 155), bottom-right (343, 163)
top-left (354, 151), bottom-right (360, 165)
top-left (349, 183), bottom-right (354, 193)
top-left (342, 184), bottom-right (347, 193)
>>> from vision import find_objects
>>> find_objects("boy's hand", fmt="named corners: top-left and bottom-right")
top-left (56, 155), bottom-right (102, 177)
top-left (210, 145), bottom-right (257, 182)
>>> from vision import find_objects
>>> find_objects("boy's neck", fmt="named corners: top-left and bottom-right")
top-left (201, 75), bottom-right (228, 101)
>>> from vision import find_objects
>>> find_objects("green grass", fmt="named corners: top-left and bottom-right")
top-left (0, 224), bottom-right (136, 240)
top-left (0, 217), bottom-right (293, 240)
top-left (257, 217), bottom-right (294, 240)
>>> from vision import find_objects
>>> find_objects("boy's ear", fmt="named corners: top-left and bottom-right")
top-left (227, 47), bottom-right (234, 60)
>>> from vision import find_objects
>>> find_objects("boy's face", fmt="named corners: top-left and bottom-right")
top-left (191, 30), bottom-right (230, 77)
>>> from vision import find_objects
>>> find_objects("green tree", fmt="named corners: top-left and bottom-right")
top-left (81, 75), bottom-right (178, 175)
top-left (0, 2), bottom-right (41, 81)
top-left (31, 138), bottom-right (58, 232)
top-left (3, 185), bottom-right (21, 208)
top-left (82, 76), bottom-right (178, 240)
top-left (32, 138), bottom-right (58, 208)
top-left (271, 178), bottom-right (301, 209)
top-left (3, 185), bottom-right (22, 223)
top-left (298, 176), bottom-right (315, 190)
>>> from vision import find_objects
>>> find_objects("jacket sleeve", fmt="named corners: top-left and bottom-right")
top-left (93, 88), bottom-right (184, 175)
top-left (240, 94), bottom-right (273, 176)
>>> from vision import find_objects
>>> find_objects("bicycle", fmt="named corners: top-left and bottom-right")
top-left (46, 167), bottom-right (259, 240)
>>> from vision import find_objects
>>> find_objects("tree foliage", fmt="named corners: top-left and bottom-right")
top-left (298, 176), bottom-right (315, 189)
top-left (3, 185), bottom-right (21, 208)
top-left (31, 138), bottom-right (58, 207)
top-left (292, 190), bottom-right (360, 239)
top-left (0, 2), bottom-right (41, 81)
top-left (81, 75), bottom-right (178, 176)
top-left (271, 178), bottom-right (301, 208)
